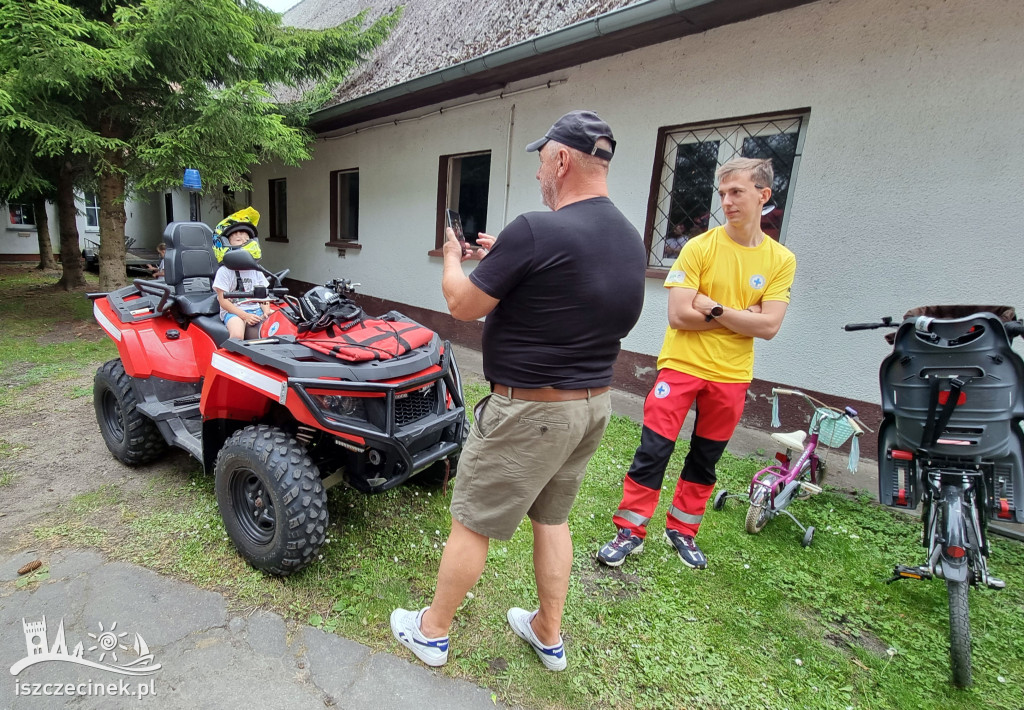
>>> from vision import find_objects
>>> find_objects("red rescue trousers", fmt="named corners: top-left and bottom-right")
top-left (612, 370), bottom-right (748, 538)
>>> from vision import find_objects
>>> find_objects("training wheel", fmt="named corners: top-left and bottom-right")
top-left (713, 489), bottom-right (729, 511)
top-left (802, 526), bottom-right (815, 548)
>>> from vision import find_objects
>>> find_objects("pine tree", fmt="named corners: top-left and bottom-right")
top-left (0, 0), bottom-right (397, 290)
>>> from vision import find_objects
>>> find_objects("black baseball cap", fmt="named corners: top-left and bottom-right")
top-left (526, 110), bottom-right (616, 161)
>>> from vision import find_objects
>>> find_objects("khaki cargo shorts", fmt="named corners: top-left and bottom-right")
top-left (450, 391), bottom-right (611, 540)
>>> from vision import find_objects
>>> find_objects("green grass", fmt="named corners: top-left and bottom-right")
top-left (0, 265), bottom-right (113, 408)
top-left (8, 266), bottom-right (1024, 709)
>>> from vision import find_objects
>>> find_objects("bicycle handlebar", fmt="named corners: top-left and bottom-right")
top-left (843, 316), bottom-right (896, 331)
top-left (770, 388), bottom-right (872, 434)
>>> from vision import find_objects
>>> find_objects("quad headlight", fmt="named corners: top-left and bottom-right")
top-left (312, 394), bottom-right (366, 420)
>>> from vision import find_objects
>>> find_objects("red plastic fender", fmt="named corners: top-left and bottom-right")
top-left (94, 299), bottom-right (208, 382)
top-left (201, 352), bottom-right (286, 421)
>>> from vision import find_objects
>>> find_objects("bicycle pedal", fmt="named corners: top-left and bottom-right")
top-left (799, 482), bottom-right (822, 496)
top-left (886, 565), bottom-right (931, 584)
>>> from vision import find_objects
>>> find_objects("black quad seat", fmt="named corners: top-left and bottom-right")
top-left (162, 221), bottom-right (220, 318)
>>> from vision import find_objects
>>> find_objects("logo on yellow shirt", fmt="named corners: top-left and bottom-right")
top-left (749, 274), bottom-right (766, 289)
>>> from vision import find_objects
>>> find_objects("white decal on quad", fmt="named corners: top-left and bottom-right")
top-left (211, 353), bottom-right (287, 404)
top-left (93, 303), bottom-right (122, 341)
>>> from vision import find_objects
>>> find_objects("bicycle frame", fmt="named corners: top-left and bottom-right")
top-left (917, 467), bottom-right (996, 587)
top-left (712, 388), bottom-right (865, 546)
top-left (749, 435), bottom-right (822, 511)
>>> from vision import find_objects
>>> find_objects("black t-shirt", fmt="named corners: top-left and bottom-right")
top-left (469, 197), bottom-right (646, 389)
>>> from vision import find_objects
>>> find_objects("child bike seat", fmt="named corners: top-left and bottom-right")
top-left (771, 430), bottom-right (807, 451)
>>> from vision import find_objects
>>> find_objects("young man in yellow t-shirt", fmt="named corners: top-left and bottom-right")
top-left (598, 157), bottom-right (797, 570)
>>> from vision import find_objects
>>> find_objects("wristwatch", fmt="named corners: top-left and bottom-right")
top-left (705, 303), bottom-right (724, 322)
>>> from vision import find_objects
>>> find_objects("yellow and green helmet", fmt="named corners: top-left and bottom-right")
top-left (213, 207), bottom-right (262, 262)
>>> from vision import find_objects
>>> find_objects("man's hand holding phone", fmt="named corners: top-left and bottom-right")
top-left (444, 209), bottom-right (476, 260)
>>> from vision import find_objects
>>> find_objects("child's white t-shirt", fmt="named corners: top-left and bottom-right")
top-left (213, 266), bottom-right (269, 320)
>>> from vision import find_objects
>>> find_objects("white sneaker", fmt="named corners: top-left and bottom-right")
top-left (506, 607), bottom-right (567, 671)
top-left (390, 607), bottom-right (449, 667)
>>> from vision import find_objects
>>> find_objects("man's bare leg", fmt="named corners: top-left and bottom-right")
top-left (420, 519), bottom-right (489, 637)
top-left (530, 520), bottom-right (572, 646)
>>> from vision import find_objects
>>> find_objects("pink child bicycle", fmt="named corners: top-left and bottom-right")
top-left (712, 388), bottom-right (869, 546)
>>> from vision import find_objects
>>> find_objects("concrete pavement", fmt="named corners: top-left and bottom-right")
top-left (1, 548), bottom-right (502, 709)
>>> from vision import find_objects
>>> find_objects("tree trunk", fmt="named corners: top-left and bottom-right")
top-left (33, 197), bottom-right (57, 270)
top-left (97, 164), bottom-right (129, 292)
top-left (55, 161), bottom-right (86, 291)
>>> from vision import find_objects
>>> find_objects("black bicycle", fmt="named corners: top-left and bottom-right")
top-left (845, 306), bottom-right (1024, 687)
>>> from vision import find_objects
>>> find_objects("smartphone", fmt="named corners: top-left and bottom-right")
top-left (445, 209), bottom-right (469, 255)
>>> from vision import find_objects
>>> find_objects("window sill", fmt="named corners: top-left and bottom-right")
top-left (646, 267), bottom-right (670, 280)
top-left (427, 248), bottom-right (486, 261)
top-left (6, 225), bottom-right (36, 232)
top-left (326, 240), bottom-right (361, 252)
top-left (265, 236), bottom-right (288, 243)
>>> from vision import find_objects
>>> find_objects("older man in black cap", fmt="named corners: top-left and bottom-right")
top-left (391, 110), bottom-right (646, 671)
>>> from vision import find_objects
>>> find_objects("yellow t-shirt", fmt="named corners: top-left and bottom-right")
top-left (658, 226), bottom-right (796, 383)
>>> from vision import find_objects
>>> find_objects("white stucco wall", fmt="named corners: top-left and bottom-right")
top-left (1, 202), bottom-right (58, 256)
top-left (1, 191), bottom-right (167, 257)
top-left (250, 0), bottom-right (1024, 403)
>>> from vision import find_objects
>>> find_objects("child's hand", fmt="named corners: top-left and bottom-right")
top-left (242, 312), bottom-right (262, 325)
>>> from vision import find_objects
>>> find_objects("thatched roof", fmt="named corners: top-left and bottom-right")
top-left (285, 0), bottom-right (639, 108)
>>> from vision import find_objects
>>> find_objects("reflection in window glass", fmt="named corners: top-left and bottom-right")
top-left (647, 113), bottom-right (807, 268)
top-left (445, 153), bottom-right (490, 244)
top-left (332, 170), bottom-right (359, 242)
top-left (9, 204), bottom-right (35, 226)
top-left (269, 178), bottom-right (287, 239)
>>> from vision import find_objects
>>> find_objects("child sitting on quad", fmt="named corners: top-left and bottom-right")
top-left (213, 222), bottom-right (272, 339)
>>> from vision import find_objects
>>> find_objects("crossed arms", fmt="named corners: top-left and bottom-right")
top-left (668, 288), bottom-right (788, 340)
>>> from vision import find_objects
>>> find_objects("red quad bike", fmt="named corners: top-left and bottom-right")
top-left (89, 222), bottom-right (467, 576)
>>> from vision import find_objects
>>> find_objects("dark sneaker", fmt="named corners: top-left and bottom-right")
top-left (664, 529), bottom-right (707, 570)
top-left (597, 527), bottom-right (644, 567)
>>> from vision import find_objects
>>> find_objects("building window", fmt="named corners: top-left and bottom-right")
top-left (645, 111), bottom-right (808, 269)
top-left (268, 178), bottom-right (287, 240)
top-left (329, 169), bottom-right (359, 243)
top-left (436, 152), bottom-right (490, 248)
top-left (164, 193), bottom-right (174, 225)
top-left (8, 204), bottom-right (34, 227)
top-left (85, 192), bottom-right (100, 230)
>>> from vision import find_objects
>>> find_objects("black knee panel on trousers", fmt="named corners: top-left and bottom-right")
top-left (680, 433), bottom-right (729, 486)
top-left (625, 426), bottom-right (676, 490)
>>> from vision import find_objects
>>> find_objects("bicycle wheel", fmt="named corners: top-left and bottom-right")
top-left (947, 578), bottom-right (972, 687)
top-left (745, 474), bottom-right (777, 534)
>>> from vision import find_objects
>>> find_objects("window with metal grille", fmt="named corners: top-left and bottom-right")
top-left (645, 111), bottom-right (808, 269)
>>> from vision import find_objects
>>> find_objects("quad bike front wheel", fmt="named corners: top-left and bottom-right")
top-left (94, 359), bottom-right (167, 465)
top-left (215, 425), bottom-right (328, 576)
top-left (745, 474), bottom-right (778, 534)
